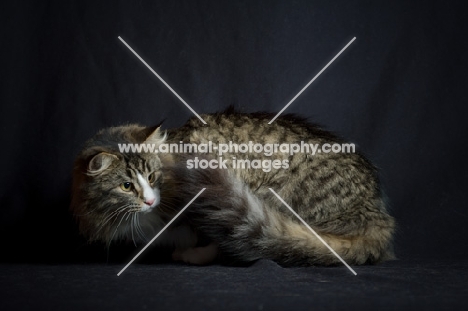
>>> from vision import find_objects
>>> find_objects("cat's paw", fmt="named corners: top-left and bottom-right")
top-left (172, 243), bottom-right (218, 265)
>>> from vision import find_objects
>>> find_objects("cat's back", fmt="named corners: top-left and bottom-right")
top-left (166, 110), bottom-right (395, 264)
top-left (170, 109), bottom-right (342, 145)
top-left (168, 110), bottom-right (379, 207)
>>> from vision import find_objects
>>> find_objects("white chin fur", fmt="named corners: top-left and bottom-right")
top-left (136, 173), bottom-right (160, 211)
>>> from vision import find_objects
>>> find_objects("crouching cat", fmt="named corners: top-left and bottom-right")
top-left (70, 109), bottom-right (395, 266)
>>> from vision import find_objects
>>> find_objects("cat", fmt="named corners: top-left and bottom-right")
top-left (70, 108), bottom-right (395, 266)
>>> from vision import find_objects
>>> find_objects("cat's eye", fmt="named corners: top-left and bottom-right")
top-left (120, 182), bottom-right (133, 192)
top-left (148, 172), bottom-right (156, 184)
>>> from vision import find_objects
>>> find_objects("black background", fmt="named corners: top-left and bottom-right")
top-left (1, 0), bottom-right (467, 265)
top-left (2, 1), bottom-right (468, 309)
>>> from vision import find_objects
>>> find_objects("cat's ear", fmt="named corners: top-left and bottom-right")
top-left (87, 152), bottom-right (118, 176)
top-left (144, 126), bottom-right (167, 145)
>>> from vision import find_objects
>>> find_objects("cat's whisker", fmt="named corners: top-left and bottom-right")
top-left (72, 205), bottom-right (104, 217)
top-left (96, 206), bottom-right (128, 230)
top-left (159, 200), bottom-right (178, 209)
top-left (131, 214), bottom-right (137, 247)
top-left (99, 204), bottom-right (130, 223)
top-left (96, 204), bottom-right (132, 235)
top-left (109, 211), bottom-right (128, 243)
top-left (132, 212), bottom-right (143, 240)
top-left (97, 209), bottom-right (123, 229)
top-left (109, 205), bottom-right (139, 227)
top-left (158, 201), bottom-right (179, 214)
top-left (135, 213), bottom-right (147, 242)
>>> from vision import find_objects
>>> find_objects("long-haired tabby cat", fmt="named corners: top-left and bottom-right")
top-left (70, 108), bottom-right (395, 266)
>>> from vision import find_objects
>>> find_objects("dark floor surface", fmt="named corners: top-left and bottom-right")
top-left (1, 258), bottom-right (467, 310)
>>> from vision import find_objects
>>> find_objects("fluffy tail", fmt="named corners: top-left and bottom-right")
top-left (168, 163), bottom-right (394, 266)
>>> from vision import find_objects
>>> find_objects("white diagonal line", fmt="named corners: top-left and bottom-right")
top-left (268, 37), bottom-right (356, 124)
top-left (268, 188), bottom-right (357, 275)
top-left (118, 36), bottom-right (207, 125)
top-left (117, 188), bottom-right (206, 276)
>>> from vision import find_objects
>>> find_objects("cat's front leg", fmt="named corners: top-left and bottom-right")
top-left (172, 243), bottom-right (219, 265)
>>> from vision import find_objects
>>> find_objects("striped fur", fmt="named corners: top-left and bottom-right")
top-left (71, 109), bottom-right (395, 266)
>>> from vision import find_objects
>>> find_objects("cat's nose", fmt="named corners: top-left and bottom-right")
top-left (144, 198), bottom-right (155, 206)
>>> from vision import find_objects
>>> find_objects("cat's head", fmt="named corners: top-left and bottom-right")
top-left (70, 124), bottom-right (171, 243)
